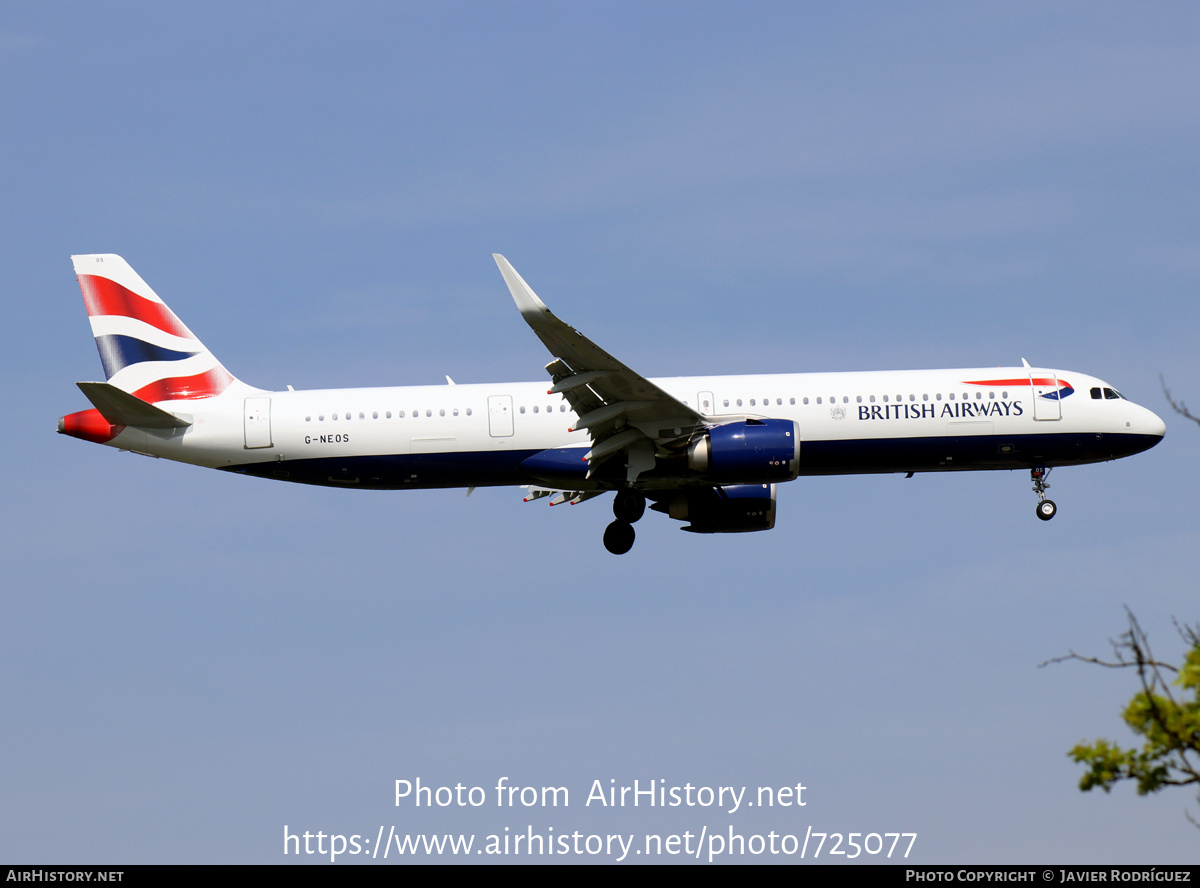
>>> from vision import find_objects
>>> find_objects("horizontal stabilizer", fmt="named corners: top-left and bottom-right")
top-left (76, 381), bottom-right (192, 429)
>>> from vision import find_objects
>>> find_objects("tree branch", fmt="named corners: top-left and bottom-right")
top-left (1161, 374), bottom-right (1200, 427)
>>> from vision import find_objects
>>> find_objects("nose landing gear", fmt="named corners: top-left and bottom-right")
top-left (1031, 467), bottom-right (1057, 521)
top-left (604, 488), bottom-right (647, 554)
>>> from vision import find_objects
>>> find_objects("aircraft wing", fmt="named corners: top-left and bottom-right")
top-left (493, 254), bottom-right (705, 478)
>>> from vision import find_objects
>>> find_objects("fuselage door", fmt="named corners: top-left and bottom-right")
top-left (244, 397), bottom-right (273, 448)
top-left (488, 395), bottom-right (514, 437)
top-left (1031, 373), bottom-right (1062, 421)
top-left (698, 391), bottom-right (716, 416)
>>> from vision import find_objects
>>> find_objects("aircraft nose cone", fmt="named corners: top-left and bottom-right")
top-left (1149, 409), bottom-right (1167, 438)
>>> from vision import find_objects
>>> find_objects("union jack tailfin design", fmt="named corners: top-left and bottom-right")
top-left (72, 254), bottom-right (237, 403)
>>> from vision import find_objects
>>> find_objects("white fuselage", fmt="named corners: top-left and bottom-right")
top-left (101, 366), bottom-right (1166, 491)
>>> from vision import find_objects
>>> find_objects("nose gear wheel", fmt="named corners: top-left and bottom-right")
top-left (1031, 467), bottom-right (1057, 521)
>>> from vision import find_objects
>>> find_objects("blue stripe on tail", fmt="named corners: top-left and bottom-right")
top-left (94, 334), bottom-right (198, 379)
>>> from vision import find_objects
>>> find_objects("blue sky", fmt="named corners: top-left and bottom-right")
top-left (3, 2), bottom-right (1199, 863)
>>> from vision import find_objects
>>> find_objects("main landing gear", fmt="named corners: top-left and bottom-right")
top-left (1031, 467), bottom-right (1057, 521)
top-left (604, 488), bottom-right (646, 554)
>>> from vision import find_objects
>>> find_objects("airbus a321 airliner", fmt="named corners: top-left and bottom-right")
top-left (59, 254), bottom-right (1165, 554)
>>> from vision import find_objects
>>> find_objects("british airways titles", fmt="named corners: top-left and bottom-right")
top-left (857, 399), bottom-right (1024, 422)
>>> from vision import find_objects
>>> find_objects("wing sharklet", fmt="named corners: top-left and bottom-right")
top-left (494, 253), bottom-right (551, 318)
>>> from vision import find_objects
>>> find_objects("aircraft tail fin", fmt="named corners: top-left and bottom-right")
top-left (71, 254), bottom-right (239, 403)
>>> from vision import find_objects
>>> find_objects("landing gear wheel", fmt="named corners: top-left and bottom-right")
top-left (613, 488), bottom-right (646, 523)
top-left (1030, 467), bottom-right (1056, 522)
top-left (603, 520), bottom-right (636, 554)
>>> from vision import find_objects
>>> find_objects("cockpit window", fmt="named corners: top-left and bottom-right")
top-left (1104, 388), bottom-right (1121, 399)
top-left (1090, 387), bottom-right (1102, 399)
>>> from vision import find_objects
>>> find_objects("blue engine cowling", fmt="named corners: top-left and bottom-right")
top-left (687, 418), bottom-right (800, 482)
top-left (665, 483), bottom-right (777, 533)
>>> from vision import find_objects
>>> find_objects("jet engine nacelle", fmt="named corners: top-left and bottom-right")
top-left (687, 418), bottom-right (800, 483)
top-left (667, 483), bottom-right (777, 533)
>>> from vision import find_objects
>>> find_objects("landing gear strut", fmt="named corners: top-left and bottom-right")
top-left (604, 488), bottom-right (647, 554)
top-left (1031, 467), bottom-right (1057, 521)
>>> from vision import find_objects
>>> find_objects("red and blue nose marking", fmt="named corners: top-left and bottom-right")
top-left (963, 377), bottom-right (1074, 400)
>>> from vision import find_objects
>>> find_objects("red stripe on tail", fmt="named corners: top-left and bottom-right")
top-left (78, 275), bottom-right (194, 340)
top-left (131, 367), bottom-right (234, 402)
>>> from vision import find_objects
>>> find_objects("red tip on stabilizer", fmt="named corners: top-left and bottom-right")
top-left (59, 408), bottom-right (124, 444)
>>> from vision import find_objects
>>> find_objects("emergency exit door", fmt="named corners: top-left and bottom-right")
top-left (488, 395), bottom-right (514, 437)
top-left (244, 397), bottom-right (273, 448)
top-left (1030, 374), bottom-right (1062, 421)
